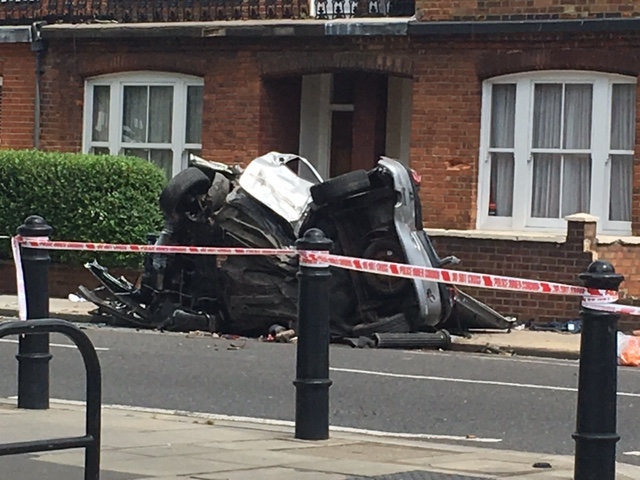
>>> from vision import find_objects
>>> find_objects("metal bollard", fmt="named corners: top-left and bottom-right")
top-left (293, 228), bottom-right (333, 440)
top-left (16, 215), bottom-right (53, 409)
top-left (573, 260), bottom-right (624, 480)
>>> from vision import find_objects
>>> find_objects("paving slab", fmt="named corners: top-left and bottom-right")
top-left (2, 400), bottom-right (640, 480)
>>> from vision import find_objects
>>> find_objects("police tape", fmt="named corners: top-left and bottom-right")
top-left (15, 236), bottom-right (295, 257)
top-left (10, 237), bottom-right (27, 320)
top-left (12, 235), bottom-right (640, 317)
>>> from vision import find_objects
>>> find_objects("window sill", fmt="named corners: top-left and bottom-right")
top-left (424, 228), bottom-right (566, 243)
top-left (597, 235), bottom-right (640, 246)
top-left (426, 228), bottom-right (640, 246)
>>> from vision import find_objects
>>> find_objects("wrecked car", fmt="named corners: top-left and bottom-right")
top-left (79, 152), bottom-right (511, 340)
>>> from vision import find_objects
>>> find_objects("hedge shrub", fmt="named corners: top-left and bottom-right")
top-left (0, 150), bottom-right (166, 268)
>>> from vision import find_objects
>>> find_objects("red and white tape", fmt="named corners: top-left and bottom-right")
top-left (10, 237), bottom-right (27, 320)
top-left (16, 236), bottom-right (295, 257)
top-left (12, 235), bottom-right (640, 317)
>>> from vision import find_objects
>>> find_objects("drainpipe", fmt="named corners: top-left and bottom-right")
top-left (30, 22), bottom-right (46, 150)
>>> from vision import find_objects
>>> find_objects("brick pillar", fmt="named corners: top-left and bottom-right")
top-left (565, 213), bottom-right (598, 257)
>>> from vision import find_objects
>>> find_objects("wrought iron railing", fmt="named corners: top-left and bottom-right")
top-left (0, 0), bottom-right (414, 23)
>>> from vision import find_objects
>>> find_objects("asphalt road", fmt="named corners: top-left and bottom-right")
top-left (1, 324), bottom-right (640, 465)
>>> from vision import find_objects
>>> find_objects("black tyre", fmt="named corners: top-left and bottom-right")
top-left (206, 172), bottom-right (231, 212)
top-left (159, 167), bottom-right (211, 218)
top-left (310, 169), bottom-right (370, 206)
top-left (351, 313), bottom-right (411, 337)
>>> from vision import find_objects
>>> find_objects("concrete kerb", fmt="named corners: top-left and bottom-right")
top-left (448, 332), bottom-right (582, 361)
top-left (0, 295), bottom-right (97, 324)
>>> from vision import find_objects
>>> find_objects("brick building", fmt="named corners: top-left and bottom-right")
top-left (1, 0), bottom-right (640, 327)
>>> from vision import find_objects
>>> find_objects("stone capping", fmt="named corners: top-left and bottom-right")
top-left (426, 228), bottom-right (640, 246)
top-left (427, 212), bottom-right (640, 246)
top-left (424, 228), bottom-right (566, 243)
top-left (564, 212), bottom-right (598, 223)
top-left (596, 235), bottom-right (640, 245)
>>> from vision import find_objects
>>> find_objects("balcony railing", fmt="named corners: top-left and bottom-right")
top-left (0, 0), bottom-right (414, 24)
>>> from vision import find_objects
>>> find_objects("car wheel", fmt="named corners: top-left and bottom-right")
top-left (310, 169), bottom-right (370, 206)
top-left (159, 167), bottom-right (211, 218)
top-left (361, 238), bottom-right (410, 296)
top-left (351, 313), bottom-right (411, 337)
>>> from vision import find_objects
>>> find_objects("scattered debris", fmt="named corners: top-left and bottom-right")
top-left (527, 320), bottom-right (581, 334)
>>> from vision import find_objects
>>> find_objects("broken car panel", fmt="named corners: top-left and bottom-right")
top-left (79, 152), bottom-right (512, 341)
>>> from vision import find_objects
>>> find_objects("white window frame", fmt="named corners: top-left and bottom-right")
top-left (477, 70), bottom-right (636, 235)
top-left (83, 71), bottom-right (203, 177)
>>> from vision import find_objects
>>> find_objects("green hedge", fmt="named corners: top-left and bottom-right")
top-left (0, 150), bottom-right (166, 268)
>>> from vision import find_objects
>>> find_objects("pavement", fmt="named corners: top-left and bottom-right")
top-left (1, 294), bottom-right (634, 480)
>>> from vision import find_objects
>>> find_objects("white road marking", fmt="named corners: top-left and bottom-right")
top-left (0, 338), bottom-right (109, 351)
top-left (36, 398), bottom-right (503, 444)
top-left (412, 350), bottom-right (579, 367)
top-left (330, 367), bottom-right (640, 397)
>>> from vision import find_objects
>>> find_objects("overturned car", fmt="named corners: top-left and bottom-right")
top-left (79, 152), bottom-right (511, 340)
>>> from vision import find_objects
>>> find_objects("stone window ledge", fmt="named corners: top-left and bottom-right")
top-left (425, 228), bottom-right (640, 246)
top-left (424, 228), bottom-right (566, 243)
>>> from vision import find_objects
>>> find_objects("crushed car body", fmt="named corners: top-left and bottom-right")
top-left (78, 152), bottom-right (512, 341)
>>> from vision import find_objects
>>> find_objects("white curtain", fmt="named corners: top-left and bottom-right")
top-left (562, 154), bottom-right (591, 217)
top-left (611, 84), bottom-right (635, 150)
top-left (531, 84), bottom-right (592, 218)
top-left (122, 86), bottom-right (147, 143)
top-left (609, 84), bottom-right (635, 221)
top-left (532, 153), bottom-right (560, 217)
top-left (532, 84), bottom-right (562, 149)
top-left (122, 85), bottom-right (173, 144)
top-left (489, 84), bottom-right (515, 216)
top-left (490, 153), bottom-right (514, 216)
top-left (149, 86), bottom-right (173, 143)
top-left (610, 155), bottom-right (633, 221)
top-left (91, 85), bottom-right (110, 142)
top-left (186, 85), bottom-right (203, 144)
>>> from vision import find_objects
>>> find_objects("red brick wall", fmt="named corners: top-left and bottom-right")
top-left (0, 260), bottom-right (139, 299)
top-left (430, 220), bottom-right (593, 327)
top-left (410, 47), bottom-right (480, 229)
top-left (19, 34), bottom-right (640, 230)
top-left (204, 51), bottom-right (264, 164)
top-left (0, 44), bottom-right (36, 150)
top-left (260, 76), bottom-right (302, 154)
top-left (430, 220), bottom-right (640, 332)
top-left (598, 244), bottom-right (640, 302)
top-left (415, 0), bottom-right (640, 21)
top-left (26, 34), bottom-right (640, 230)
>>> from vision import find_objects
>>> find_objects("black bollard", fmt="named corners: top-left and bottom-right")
top-left (16, 215), bottom-right (53, 409)
top-left (294, 228), bottom-right (333, 440)
top-left (573, 260), bottom-right (624, 480)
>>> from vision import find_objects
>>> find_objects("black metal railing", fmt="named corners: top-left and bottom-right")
top-left (0, 0), bottom-right (414, 24)
top-left (0, 318), bottom-right (102, 480)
